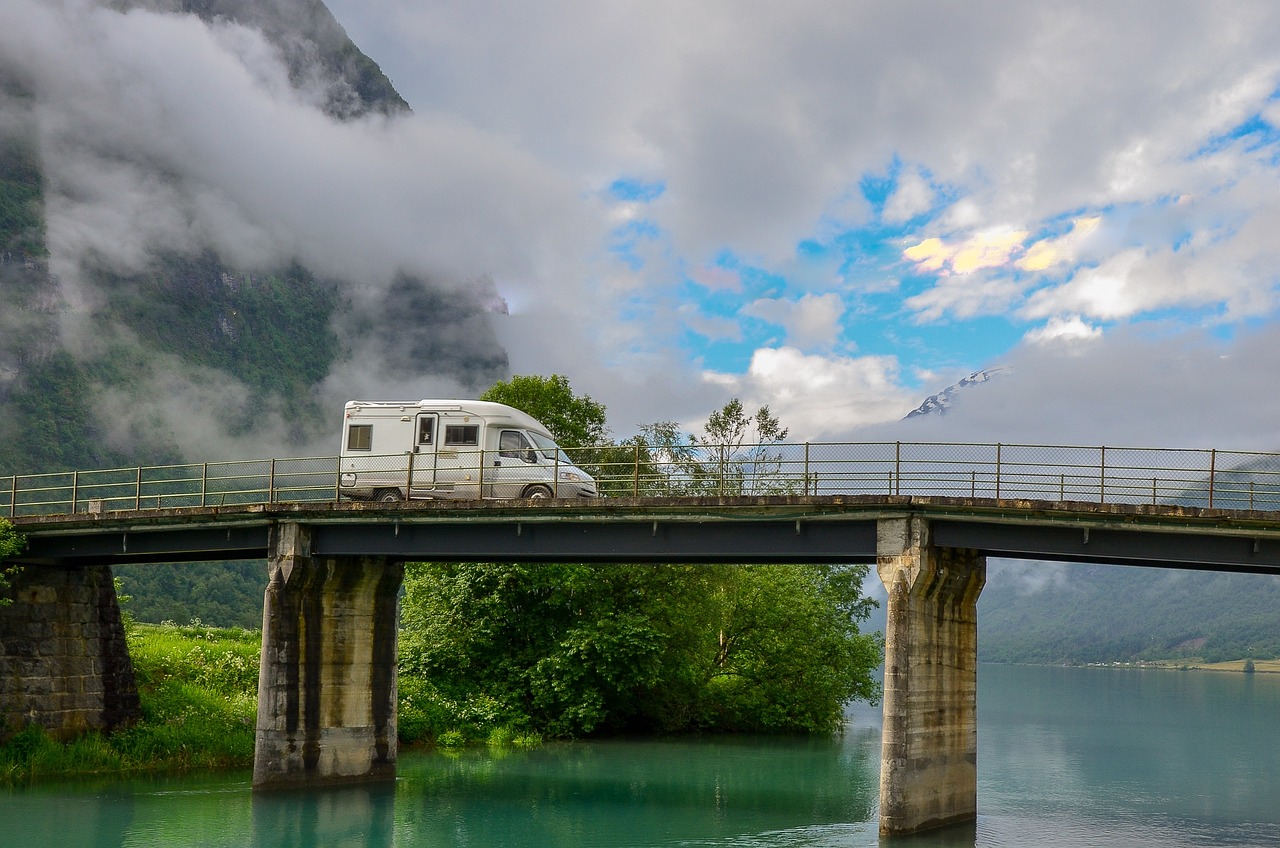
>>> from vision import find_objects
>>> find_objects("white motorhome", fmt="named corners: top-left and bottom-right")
top-left (338, 399), bottom-right (599, 501)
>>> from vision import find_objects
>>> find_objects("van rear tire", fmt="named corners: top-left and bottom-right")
top-left (524, 484), bottom-right (554, 499)
top-left (373, 488), bottom-right (403, 503)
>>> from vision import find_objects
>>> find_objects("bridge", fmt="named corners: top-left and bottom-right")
top-left (5, 441), bottom-right (1280, 837)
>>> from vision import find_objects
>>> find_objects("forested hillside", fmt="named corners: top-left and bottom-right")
top-left (979, 561), bottom-right (1280, 664)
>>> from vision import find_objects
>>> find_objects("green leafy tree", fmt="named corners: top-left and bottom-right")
top-left (481, 374), bottom-right (608, 451)
top-left (0, 518), bottom-right (24, 605)
top-left (398, 559), bottom-right (882, 738)
top-left (639, 399), bottom-right (799, 495)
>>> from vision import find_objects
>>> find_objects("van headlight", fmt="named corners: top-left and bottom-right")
top-left (559, 471), bottom-right (583, 482)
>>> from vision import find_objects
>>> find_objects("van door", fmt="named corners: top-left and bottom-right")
top-left (408, 413), bottom-right (438, 496)
top-left (489, 429), bottom-right (541, 498)
top-left (435, 416), bottom-right (482, 498)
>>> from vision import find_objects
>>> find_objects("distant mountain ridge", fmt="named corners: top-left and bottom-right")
top-left (904, 366), bottom-right (1007, 419)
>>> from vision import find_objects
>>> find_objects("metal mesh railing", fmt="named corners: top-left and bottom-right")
top-left (5, 442), bottom-right (1280, 517)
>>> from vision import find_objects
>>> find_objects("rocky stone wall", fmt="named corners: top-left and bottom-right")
top-left (0, 563), bottom-right (140, 739)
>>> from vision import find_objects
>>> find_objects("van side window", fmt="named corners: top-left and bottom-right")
top-left (417, 418), bottom-right (434, 445)
top-left (444, 424), bottom-right (479, 446)
top-left (347, 424), bottom-right (372, 451)
top-left (499, 430), bottom-right (528, 457)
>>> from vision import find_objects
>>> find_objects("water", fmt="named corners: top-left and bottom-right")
top-left (4, 665), bottom-right (1280, 847)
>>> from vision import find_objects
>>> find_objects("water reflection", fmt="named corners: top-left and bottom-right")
top-left (393, 733), bottom-right (880, 848)
top-left (252, 782), bottom-right (396, 848)
top-left (5, 667), bottom-right (1279, 847)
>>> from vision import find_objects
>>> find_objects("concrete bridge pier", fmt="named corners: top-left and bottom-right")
top-left (876, 516), bottom-right (986, 837)
top-left (253, 523), bottom-right (403, 789)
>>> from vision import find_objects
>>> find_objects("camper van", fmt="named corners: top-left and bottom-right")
top-left (338, 399), bottom-right (599, 501)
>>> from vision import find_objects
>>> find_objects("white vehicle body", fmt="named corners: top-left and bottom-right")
top-left (338, 399), bottom-right (598, 501)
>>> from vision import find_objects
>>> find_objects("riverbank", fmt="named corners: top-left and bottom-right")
top-left (1, 621), bottom-right (257, 783)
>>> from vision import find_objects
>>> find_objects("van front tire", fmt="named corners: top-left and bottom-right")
top-left (373, 488), bottom-right (403, 504)
top-left (524, 484), bottom-right (553, 500)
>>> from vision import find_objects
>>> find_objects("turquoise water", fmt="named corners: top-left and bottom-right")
top-left (4, 665), bottom-right (1279, 846)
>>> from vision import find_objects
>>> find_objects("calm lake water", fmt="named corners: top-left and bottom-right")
top-left (5, 665), bottom-right (1280, 847)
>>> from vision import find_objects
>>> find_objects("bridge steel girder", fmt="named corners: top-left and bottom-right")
top-left (309, 518), bottom-right (880, 563)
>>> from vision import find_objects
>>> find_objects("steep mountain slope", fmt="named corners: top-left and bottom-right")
top-left (0, 0), bottom-right (508, 477)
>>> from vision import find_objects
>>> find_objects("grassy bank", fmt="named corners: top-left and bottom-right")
top-left (1, 621), bottom-right (538, 784)
top-left (1, 622), bottom-right (259, 784)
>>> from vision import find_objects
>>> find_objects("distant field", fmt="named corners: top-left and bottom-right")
top-left (1148, 659), bottom-right (1280, 673)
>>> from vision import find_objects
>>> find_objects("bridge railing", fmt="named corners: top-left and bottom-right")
top-left (5, 442), bottom-right (1280, 517)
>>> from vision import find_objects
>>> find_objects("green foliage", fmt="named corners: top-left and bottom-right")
top-left (637, 399), bottom-right (800, 495)
top-left (0, 517), bottom-right (24, 604)
top-left (114, 562), bottom-right (266, 630)
top-left (0, 130), bottom-right (46, 257)
top-left (102, 254), bottom-right (341, 402)
top-left (398, 560), bottom-right (882, 741)
top-left (0, 622), bottom-right (259, 782)
top-left (481, 374), bottom-right (609, 452)
top-left (979, 565), bottom-right (1280, 665)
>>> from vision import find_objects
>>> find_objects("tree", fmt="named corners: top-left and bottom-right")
top-left (0, 518), bottom-right (24, 605)
top-left (480, 374), bottom-right (608, 450)
top-left (395, 395), bottom-right (883, 740)
top-left (638, 398), bottom-right (799, 495)
top-left (397, 560), bottom-right (882, 738)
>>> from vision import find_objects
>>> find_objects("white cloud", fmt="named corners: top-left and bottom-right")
top-left (883, 168), bottom-right (935, 223)
top-left (1023, 315), bottom-right (1102, 345)
top-left (705, 347), bottom-right (917, 440)
top-left (741, 293), bottom-right (845, 349)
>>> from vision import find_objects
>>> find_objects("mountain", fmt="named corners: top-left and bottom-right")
top-left (0, 0), bottom-right (509, 477)
top-left (1, 0), bottom-right (512, 625)
top-left (904, 366), bottom-right (1007, 419)
top-left (980, 561), bottom-right (1280, 664)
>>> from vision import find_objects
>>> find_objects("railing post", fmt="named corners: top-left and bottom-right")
top-left (478, 448), bottom-right (485, 499)
top-left (201, 463), bottom-right (208, 508)
top-left (633, 443), bottom-right (641, 497)
top-left (268, 459), bottom-right (277, 504)
top-left (135, 466), bottom-right (142, 511)
top-left (895, 441), bottom-right (901, 496)
top-left (1208, 449), bottom-right (1216, 509)
top-left (1152, 477), bottom-right (1157, 505)
top-left (804, 443), bottom-right (811, 495)
top-left (407, 451), bottom-right (416, 499)
top-left (1099, 446), bottom-right (1107, 504)
top-left (71, 470), bottom-right (79, 514)
top-left (7, 474), bottom-right (14, 517)
top-left (995, 443), bottom-right (1002, 500)
top-left (553, 450), bottom-right (559, 497)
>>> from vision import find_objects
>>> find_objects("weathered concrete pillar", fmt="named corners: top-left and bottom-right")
top-left (254, 523), bottom-right (403, 789)
top-left (0, 564), bottom-right (140, 740)
top-left (876, 516), bottom-right (986, 837)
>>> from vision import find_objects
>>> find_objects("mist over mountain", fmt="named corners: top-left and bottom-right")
top-left (0, 0), bottom-right (515, 474)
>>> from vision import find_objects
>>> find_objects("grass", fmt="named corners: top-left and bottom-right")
top-left (0, 621), bottom-right (259, 784)
top-left (1, 619), bottom-right (540, 784)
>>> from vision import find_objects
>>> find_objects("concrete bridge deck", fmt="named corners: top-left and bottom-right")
top-left (10, 494), bottom-right (1280, 573)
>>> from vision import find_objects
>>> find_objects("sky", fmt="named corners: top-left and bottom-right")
top-left (319, 0), bottom-right (1280, 448)
top-left (4, 0), bottom-right (1280, 453)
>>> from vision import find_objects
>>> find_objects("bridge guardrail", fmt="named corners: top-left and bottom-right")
top-left (5, 442), bottom-right (1280, 517)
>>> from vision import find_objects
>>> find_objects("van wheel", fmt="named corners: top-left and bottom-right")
top-left (373, 488), bottom-right (402, 504)
top-left (524, 484), bottom-right (553, 500)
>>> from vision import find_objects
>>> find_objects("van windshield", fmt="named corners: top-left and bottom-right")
top-left (528, 431), bottom-right (573, 465)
